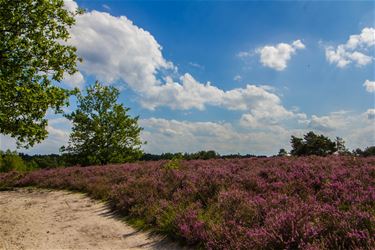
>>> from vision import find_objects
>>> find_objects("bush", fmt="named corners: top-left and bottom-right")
top-left (0, 150), bottom-right (27, 172)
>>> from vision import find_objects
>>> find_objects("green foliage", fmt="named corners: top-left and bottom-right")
top-left (278, 148), bottom-right (288, 156)
top-left (290, 131), bottom-right (337, 156)
top-left (185, 150), bottom-right (219, 160)
top-left (0, 0), bottom-right (80, 147)
top-left (353, 146), bottom-right (375, 157)
top-left (164, 157), bottom-right (182, 170)
top-left (0, 150), bottom-right (26, 172)
top-left (363, 146), bottom-right (375, 156)
top-left (19, 153), bottom-right (70, 168)
top-left (142, 150), bottom-right (220, 161)
top-left (61, 82), bottom-right (143, 165)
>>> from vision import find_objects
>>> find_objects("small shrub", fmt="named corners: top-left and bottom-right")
top-left (0, 150), bottom-right (27, 172)
top-left (163, 157), bottom-right (182, 170)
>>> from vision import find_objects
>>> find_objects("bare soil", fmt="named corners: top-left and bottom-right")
top-left (0, 188), bottom-right (186, 250)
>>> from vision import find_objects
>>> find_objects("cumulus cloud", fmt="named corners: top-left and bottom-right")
top-left (68, 10), bottom-right (174, 93)
top-left (139, 74), bottom-right (299, 133)
top-left (366, 109), bottom-right (375, 120)
top-left (140, 110), bottom-right (375, 155)
top-left (343, 110), bottom-right (375, 149)
top-left (0, 118), bottom-right (71, 155)
top-left (363, 80), bottom-right (375, 93)
top-left (64, 5), bottom-right (301, 123)
top-left (299, 110), bottom-right (375, 149)
top-left (256, 40), bottom-right (305, 71)
top-left (307, 112), bottom-right (349, 132)
top-left (140, 118), bottom-right (293, 155)
top-left (346, 27), bottom-right (375, 49)
top-left (63, 0), bottom-right (78, 13)
top-left (325, 27), bottom-right (375, 68)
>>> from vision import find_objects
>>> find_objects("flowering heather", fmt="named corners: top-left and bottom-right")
top-left (1, 156), bottom-right (374, 249)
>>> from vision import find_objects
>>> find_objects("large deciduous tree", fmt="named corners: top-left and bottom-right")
top-left (0, 0), bottom-right (80, 147)
top-left (61, 82), bottom-right (143, 165)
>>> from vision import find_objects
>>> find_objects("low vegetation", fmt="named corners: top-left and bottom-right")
top-left (1, 156), bottom-right (374, 249)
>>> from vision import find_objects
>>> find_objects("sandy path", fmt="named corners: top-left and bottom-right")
top-left (0, 188), bottom-right (186, 250)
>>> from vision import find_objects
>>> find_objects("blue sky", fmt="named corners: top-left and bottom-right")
top-left (1, 0), bottom-right (374, 155)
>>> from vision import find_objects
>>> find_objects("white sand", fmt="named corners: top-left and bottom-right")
top-left (0, 188), bottom-right (186, 250)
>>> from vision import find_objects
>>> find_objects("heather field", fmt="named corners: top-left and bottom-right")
top-left (1, 156), bottom-right (374, 249)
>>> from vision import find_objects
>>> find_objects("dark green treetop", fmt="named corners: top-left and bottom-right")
top-left (290, 131), bottom-right (337, 156)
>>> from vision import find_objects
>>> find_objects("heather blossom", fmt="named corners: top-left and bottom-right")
top-left (1, 156), bottom-right (374, 249)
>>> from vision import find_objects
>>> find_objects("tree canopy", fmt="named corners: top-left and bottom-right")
top-left (277, 148), bottom-right (288, 156)
top-left (290, 131), bottom-right (337, 156)
top-left (353, 146), bottom-right (375, 157)
top-left (0, 0), bottom-right (80, 147)
top-left (61, 82), bottom-right (143, 165)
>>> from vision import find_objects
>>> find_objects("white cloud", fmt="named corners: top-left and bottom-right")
top-left (139, 74), bottom-right (222, 110)
top-left (366, 109), bottom-right (375, 120)
top-left (325, 27), bottom-right (375, 68)
top-left (301, 110), bottom-right (375, 150)
top-left (308, 112), bottom-right (348, 132)
top-left (237, 40), bottom-right (305, 71)
top-left (140, 112), bottom-right (375, 155)
top-left (256, 40), bottom-right (305, 71)
top-left (364, 80), bottom-right (375, 93)
top-left (63, 0), bottom-right (78, 13)
top-left (346, 27), bottom-right (375, 49)
top-left (292, 40), bottom-right (305, 49)
top-left (140, 118), bottom-right (293, 155)
top-left (0, 118), bottom-right (71, 155)
top-left (62, 71), bottom-right (85, 89)
top-left (68, 10), bottom-right (174, 93)
top-left (344, 110), bottom-right (375, 149)
top-left (348, 51), bottom-right (373, 66)
top-left (65, 7), bottom-right (300, 120)
top-left (138, 74), bottom-right (298, 132)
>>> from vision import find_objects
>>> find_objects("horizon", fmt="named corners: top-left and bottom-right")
top-left (1, 0), bottom-right (374, 156)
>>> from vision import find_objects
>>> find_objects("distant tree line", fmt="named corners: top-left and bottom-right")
top-left (0, 150), bottom-right (261, 172)
top-left (141, 151), bottom-right (264, 161)
top-left (352, 146), bottom-right (375, 157)
top-left (2, 143), bottom-right (375, 173)
top-left (0, 150), bottom-right (73, 173)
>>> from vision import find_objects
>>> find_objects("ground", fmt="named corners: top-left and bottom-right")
top-left (0, 188), bottom-right (186, 250)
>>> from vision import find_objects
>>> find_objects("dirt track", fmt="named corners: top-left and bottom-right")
top-left (0, 188), bottom-right (185, 250)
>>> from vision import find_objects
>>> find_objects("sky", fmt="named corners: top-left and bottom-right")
top-left (1, 0), bottom-right (375, 155)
